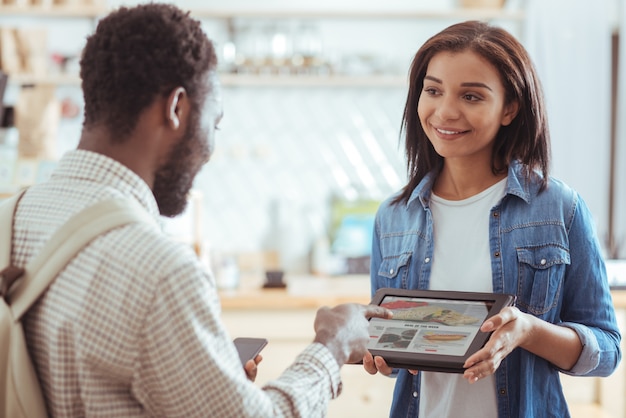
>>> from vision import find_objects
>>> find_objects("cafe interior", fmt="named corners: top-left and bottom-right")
top-left (1, 0), bottom-right (625, 416)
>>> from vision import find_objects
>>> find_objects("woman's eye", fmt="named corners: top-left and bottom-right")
top-left (463, 94), bottom-right (481, 102)
top-left (423, 87), bottom-right (439, 96)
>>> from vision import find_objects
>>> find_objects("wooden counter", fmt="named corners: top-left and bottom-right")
top-left (611, 289), bottom-right (626, 309)
top-left (219, 275), bottom-right (626, 310)
top-left (219, 275), bottom-right (372, 310)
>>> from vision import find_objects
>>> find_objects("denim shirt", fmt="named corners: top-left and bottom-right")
top-left (370, 161), bottom-right (622, 418)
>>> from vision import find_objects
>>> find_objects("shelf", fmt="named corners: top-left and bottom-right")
top-left (7, 73), bottom-right (81, 86)
top-left (0, 4), bottom-right (105, 18)
top-left (7, 73), bottom-right (408, 88)
top-left (191, 8), bottom-right (525, 21)
top-left (1, 5), bottom-right (521, 88)
top-left (0, 5), bottom-right (524, 21)
top-left (220, 73), bottom-right (407, 87)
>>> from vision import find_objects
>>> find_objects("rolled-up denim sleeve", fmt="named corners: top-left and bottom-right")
top-left (560, 322), bottom-right (600, 375)
top-left (558, 194), bottom-right (622, 376)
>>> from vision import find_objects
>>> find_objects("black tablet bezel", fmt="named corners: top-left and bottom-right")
top-left (368, 288), bottom-right (516, 373)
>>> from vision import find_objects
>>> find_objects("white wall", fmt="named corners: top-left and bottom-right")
top-left (524, 0), bottom-right (618, 258)
top-left (616, 0), bottom-right (626, 259)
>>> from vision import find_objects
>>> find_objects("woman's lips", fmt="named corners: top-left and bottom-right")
top-left (434, 126), bottom-right (469, 138)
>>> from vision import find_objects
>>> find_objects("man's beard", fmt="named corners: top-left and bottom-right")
top-left (152, 120), bottom-right (209, 217)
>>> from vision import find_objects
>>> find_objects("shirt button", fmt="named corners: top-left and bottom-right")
top-left (499, 388), bottom-right (506, 395)
top-left (493, 212), bottom-right (499, 217)
top-left (412, 391), bottom-right (419, 398)
top-left (424, 257), bottom-right (430, 263)
top-left (540, 259), bottom-right (547, 265)
top-left (390, 269), bottom-right (394, 274)
top-left (494, 252), bottom-right (500, 257)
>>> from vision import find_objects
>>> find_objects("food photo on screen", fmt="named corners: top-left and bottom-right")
top-left (367, 296), bottom-right (492, 356)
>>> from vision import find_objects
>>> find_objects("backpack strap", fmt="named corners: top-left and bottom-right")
top-left (0, 190), bottom-right (27, 299)
top-left (4, 195), bottom-right (157, 320)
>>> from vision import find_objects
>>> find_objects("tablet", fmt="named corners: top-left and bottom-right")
top-left (367, 288), bottom-right (516, 373)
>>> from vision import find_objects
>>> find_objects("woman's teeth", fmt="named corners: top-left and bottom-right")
top-left (437, 128), bottom-right (462, 135)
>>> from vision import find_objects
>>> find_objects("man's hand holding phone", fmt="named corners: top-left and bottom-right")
top-left (234, 337), bottom-right (268, 382)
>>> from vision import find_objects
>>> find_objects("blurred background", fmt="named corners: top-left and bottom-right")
top-left (0, 0), bottom-right (625, 284)
top-left (2, 2), bottom-right (626, 416)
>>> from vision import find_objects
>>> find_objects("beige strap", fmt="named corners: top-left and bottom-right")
top-left (1, 191), bottom-right (26, 298)
top-left (0, 191), bottom-right (26, 280)
top-left (5, 196), bottom-right (157, 320)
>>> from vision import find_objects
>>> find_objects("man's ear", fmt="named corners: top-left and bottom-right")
top-left (501, 100), bottom-right (519, 127)
top-left (166, 87), bottom-right (187, 130)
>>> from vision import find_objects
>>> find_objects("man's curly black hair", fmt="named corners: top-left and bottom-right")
top-left (80, 3), bottom-right (217, 141)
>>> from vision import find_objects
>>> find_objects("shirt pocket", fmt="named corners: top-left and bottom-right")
top-left (378, 252), bottom-right (412, 286)
top-left (515, 245), bottom-right (570, 316)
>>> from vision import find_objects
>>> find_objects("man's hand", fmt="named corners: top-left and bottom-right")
top-left (313, 303), bottom-right (393, 366)
top-left (244, 354), bottom-right (263, 382)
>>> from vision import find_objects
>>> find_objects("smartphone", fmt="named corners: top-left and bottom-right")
top-left (233, 337), bottom-right (268, 365)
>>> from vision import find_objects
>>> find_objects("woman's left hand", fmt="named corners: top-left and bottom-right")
top-left (244, 354), bottom-right (263, 382)
top-left (462, 306), bottom-right (531, 383)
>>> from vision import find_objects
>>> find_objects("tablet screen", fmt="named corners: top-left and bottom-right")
top-left (368, 296), bottom-right (491, 357)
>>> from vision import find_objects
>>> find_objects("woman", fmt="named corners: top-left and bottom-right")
top-left (363, 21), bottom-right (621, 417)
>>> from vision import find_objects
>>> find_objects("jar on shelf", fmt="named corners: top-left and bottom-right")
top-left (459, 0), bottom-right (505, 8)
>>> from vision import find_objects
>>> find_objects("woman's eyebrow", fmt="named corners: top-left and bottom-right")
top-left (424, 75), bottom-right (493, 92)
top-left (424, 75), bottom-right (442, 84)
top-left (461, 82), bottom-right (493, 91)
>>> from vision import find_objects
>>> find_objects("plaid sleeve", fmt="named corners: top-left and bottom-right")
top-left (131, 242), bottom-right (342, 417)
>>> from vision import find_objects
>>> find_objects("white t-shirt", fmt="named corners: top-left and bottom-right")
top-left (419, 178), bottom-right (506, 418)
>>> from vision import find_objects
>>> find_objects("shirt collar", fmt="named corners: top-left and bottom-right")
top-left (406, 160), bottom-right (536, 209)
top-left (504, 160), bottom-right (532, 203)
top-left (407, 170), bottom-right (437, 208)
top-left (52, 149), bottom-right (160, 217)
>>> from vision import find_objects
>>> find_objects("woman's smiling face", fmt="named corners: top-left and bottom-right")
top-left (417, 50), bottom-right (518, 165)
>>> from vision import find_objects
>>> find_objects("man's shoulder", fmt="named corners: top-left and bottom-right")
top-left (95, 221), bottom-right (199, 276)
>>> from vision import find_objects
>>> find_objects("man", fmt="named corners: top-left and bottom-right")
top-left (14, 4), bottom-right (391, 417)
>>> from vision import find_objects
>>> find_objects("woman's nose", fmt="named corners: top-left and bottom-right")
top-left (434, 95), bottom-right (461, 121)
